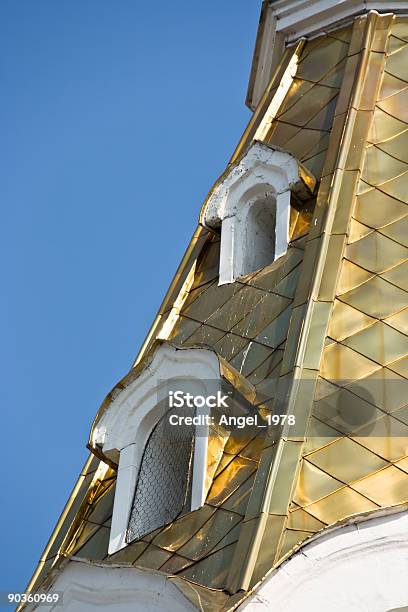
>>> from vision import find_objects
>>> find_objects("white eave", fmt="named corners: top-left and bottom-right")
top-left (247, 0), bottom-right (408, 109)
top-left (272, 0), bottom-right (403, 39)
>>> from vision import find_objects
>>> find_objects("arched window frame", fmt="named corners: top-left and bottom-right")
top-left (203, 141), bottom-right (316, 284)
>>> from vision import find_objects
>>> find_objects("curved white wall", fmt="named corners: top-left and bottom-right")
top-left (33, 559), bottom-right (195, 612)
top-left (240, 509), bottom-right (408, 612)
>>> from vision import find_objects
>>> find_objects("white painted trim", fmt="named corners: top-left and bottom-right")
top-left (276, 190), bottom-right (292, 259)
top-left (247, 4), bottom-right (280, 110)
top-left (219, 216), bottom-right (235, 285)
top-left (191, 404), bottom-right (210, 511)
top-left (109, 444), bottom-right (139, 554)
top-left (271, 1), bottom-right (403, 41)
top-left (93, 345), bottom-right (221, 458)
top-left (93, 344), bottom-right (224, 554)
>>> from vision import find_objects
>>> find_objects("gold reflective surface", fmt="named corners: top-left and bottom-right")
top-left (152, 506), bottom-right (216, 552)
top-left (382, 260), bottom-right (408, 291)
top-left (321, 342), bottom-right (381, 381)
top-left (328, 299), bottom-right (376, 341)
top-left (305, 486), bottom-right (378, 524)
top-left (377, 171), bottom-right (408, 202)
top-left (377, 128), bottom-right (408, 163)
top-left (384, 44), bottom-right (408, 82)
top-left (368, 107), bottom-right (407, 143)
top-left (354, 187), bottom-right (408, 229)
top-left (361, 145), bottom-right (407, 185)
top-left (343, 321), bottom-right (408, 366)
top-left (177, 509), bottom-right (242, 561)
top-left (340, 275), bottom-right (408, 318)
top-left (380, 214), bottom-right (408, 247)
top-left (288, 507), bottom-right (326, 531)
top-left (378, 70), bottom-right (408, 99)
top-left (388, 355), bottom-right (408, 377)
top-left (336, 259), bottom-right (375, 295)
top-left (135, 545), bottom-right (172, 570)
top-left (206, 456), bottom-right (257, 507)
top-left (352, 466), bottom-right (408, 505)
top-left (385, 307), bottom-right (408, 334)
top-left (345, 230), bottom-right (408, 274)
top-left (347, 218), bottom-right (373, 244)
top-left (296, 37), bottom-right (349, 82)
top-left (293, 459), bottom-right (343, 506)
top-left (306, 437), bottom-right (388, 483)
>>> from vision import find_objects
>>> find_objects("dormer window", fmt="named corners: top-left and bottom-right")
top-left (202, 141), bottom-right (315, 284)
top-left (89, 344), bottom-right (256, 554)
top-left (234, 190), bottom-right (277, 277)
top-left (127, 402), bottom-right (195, 542)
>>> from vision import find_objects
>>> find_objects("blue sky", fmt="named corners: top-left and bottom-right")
top-left (1, 0), bottom-right (258, 595)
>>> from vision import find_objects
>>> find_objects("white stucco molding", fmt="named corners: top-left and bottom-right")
top-left (270, 1), bottom-right (403, 41)
top-left (29, 558), bottom-right (196, 611)
top-left (202, 141), bottom-right (315, 284)
top-left (92, 344), bottom-right (222, 460)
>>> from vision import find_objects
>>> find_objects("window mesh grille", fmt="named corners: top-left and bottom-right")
top-left (127, 405), bottom-right (195, 543)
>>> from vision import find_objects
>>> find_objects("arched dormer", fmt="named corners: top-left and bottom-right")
top-left (203, 141), bottom-right (316, 284)
top-left (90, 343), bottom-right (256, 554)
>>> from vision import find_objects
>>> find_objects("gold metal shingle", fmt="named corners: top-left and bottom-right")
top-left (378, 70), bottom-right (408, 99)
top-left (382, 260), bottom-right (408, 291)
top-left (380, 215), bottom-right (408, 246)
top-left (354, 187), bottom-right (408, 228)
top-left (352, 466), bottom-right (408, 504)
top-left (340, 275), bottom-right (407, 318)
top-left (345, 230), bottom-right (408, 273)
top-left (304, 487), bottom-right (378, 524)
top-left (328, 299), bottom-right (376, 341)
top-left (361, 145), bottom-right (407, 184)
top-left (384, 43), bottom-right (408, 80)
top-left (293, 459), bottom-right (343, 506)
top-left (306, 438), bottom-right (388, 483)
top-left (368, 107), bottom-right (407, 143)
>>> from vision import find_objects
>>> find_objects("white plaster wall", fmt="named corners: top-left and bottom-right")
top-left (34, 559), bottom-right (195, 612)
top-left (240, 510), bottom-right (408, 612)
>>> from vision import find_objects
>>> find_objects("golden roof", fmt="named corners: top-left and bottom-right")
top-left (25, 11), bottom-right (408, 611)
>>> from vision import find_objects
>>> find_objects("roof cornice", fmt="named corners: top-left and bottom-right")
top-left (271, 0), bottom-right (403, 40)
top-left (246, 0), bottom-right (408, 109)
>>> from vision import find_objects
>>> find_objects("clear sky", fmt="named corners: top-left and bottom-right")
top-left (1, 0), bottom-right (258, 597)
